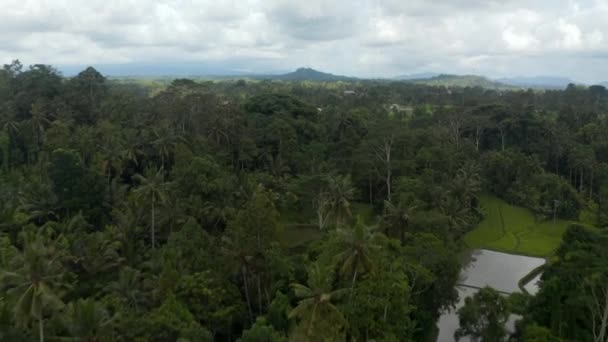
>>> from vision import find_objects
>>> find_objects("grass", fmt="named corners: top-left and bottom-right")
top-left (464, 195), bottom-right (572, 257)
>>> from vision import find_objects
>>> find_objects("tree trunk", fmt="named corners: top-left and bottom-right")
top-left (151, 197), bottom-right (156, 249)
top-left (39, 316), bottom-right (44, 342)
top-left (368, 174), bottom-right (373, 205)
top-left (350, 269), bottom-right (358, 302)
top-left (383, 262), bottom-right (394, 321)
top-left (590, 168), bottom-right (594, 199)
top-left (570, 168), bottom-right (573, 187)
top-left (400, 222), bottom-right (407, 245)
top-left (594, 287), bottom-right (608, 342)
top-left (385, 138), bottom-right (392, 203)
top-left (242, 266), bottom-right (254, 323)
top-left (257, 274), bottom-right (263, 316)
top-left (317, 204), bottom-right (328, 231)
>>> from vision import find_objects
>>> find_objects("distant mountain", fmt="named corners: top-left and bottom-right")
top-left (256, 67), bottom-right (357, 81)
top-left (496, 76), bottom-right (576, 89)
top-left (407, 74), bottom-right (515, 90)
top-left (394, 72), bottom-right (440, 80)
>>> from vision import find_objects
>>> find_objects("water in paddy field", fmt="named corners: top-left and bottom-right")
top-left (436, 249), bottom-right (545, 342)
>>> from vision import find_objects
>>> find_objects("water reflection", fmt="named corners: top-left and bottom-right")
top-left (436, 249), bottom-right (545, 341)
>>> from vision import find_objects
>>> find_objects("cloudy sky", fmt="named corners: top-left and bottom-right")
top-left (2, 0), bottom-right (608, 81)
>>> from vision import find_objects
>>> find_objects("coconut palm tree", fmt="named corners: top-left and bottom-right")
top-left (289, 263), bottom-right (348, 338)
top-left (0, 108), bottom-right (20, 170)
top-left (452, 162), bottom-right (482, 210)
top-left (221, 231), bottom-right (255, 323)
top-left (334, 217), bottom-right (382, 298)
top-left (28, 100), bottom-right (52, 162)
top-left (106, 267), bottom-right (144, 311)
top-left (381, 200), bottom-right (417, 245)
top-left (61, 298), bottom-right (115, 341)
top-left (0, 231), bottom-right (67, 342)
top-left (323, 175), bottom-right (355, 228)
top-left (0, 107), bottom-right (20, 142)
top-left (440, 194), bottom-right (473, 237)
top-left (152, 121), bottom-right (183, 169)
top-left (109, 203), bottom-right (143, 266)
top-left (99, 141), bottom-right (126, 187)
top-left (133, 168), bottom-right (170, 249)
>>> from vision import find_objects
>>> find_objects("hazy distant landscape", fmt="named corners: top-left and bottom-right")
top-left (97, 66), bottom-right (599, 91)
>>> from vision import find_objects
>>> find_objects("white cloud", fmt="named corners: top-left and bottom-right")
top-left (557, 20), bottom-right (583, 49)
top-left (0, 0), bottom-right (607, 82)
top-left (502, 28), bottom-right (539, 52)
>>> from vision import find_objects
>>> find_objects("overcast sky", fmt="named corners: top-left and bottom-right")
top-left (2, 0), bottom-right (608, 81)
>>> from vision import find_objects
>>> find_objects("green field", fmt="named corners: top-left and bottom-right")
top-left (464, 195), bottom-right (572, 257)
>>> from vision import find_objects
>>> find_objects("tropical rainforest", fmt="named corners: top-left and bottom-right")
top-left (0, 60), bottom-right (608, 341)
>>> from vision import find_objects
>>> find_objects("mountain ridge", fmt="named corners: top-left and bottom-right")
top-left (254, 67), bottom-right (357, 81)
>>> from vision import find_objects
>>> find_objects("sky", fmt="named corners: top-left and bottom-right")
top-left (1, 0), bottom-right (608, 82)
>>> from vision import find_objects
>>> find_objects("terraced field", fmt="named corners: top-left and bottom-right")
top-left (464, 195), bottom-right (572, 257)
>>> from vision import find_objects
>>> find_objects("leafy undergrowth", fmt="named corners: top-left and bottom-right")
top-left (464, 195), bottom-right (571, 257)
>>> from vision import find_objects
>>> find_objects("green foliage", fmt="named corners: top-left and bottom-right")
top-left (522, 324), bottom-right (560, 342)
top-left (60, 298), bottom-right (115, 341)
top-left (455, 287), bottom-right (509, 342)
top-left (267, 291), bottom-right (291, 334)
top-left (522, 225), bottom-right (608, 341)
top-left (0, 230), bottom-right (70, 341)
top-left (289, 263), bottom-right (348, 341)
top-left (342, 256), bottom-right (414, 341)
top-left (175, 271), bottom-right (246, 336)
top-left (164, 218), bottom-right (216, 273)
top-left (134, 294), bottom-right (212, 342)
top-left (0, 62), bottom-right (606, 340)
top-left (49, 148), bottom-right (106, 220)
top-left (483, 150), bottom-right (582, 219)
top-left (239, 317), bottom-right (286, 342)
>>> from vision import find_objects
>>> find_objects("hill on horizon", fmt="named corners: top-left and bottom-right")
top-left (394, 72), bottom-right (440, 80)
top-left (406, 74), bottom-right (516, 90)
top-left (254, 67), bottom-right (357, 81)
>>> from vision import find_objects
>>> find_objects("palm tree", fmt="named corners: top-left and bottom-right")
top-left (323, 175), bottom-right (355, 228)
top-left (334, 217), bottom-right (382, 298)
top-left (221, 231), bottom-right (255, 323)
top-left (152, 121), bottom-right (183, 169)
top-left (61, 298), bottom-right (115, 341)
top-left (0, 108), bottom-right (20, 142)
top-left (440, 194), bottom-right (473, 237)
top-left (0, 109), bottom-right (19, 170)
top-left (17, 181), bottom-right (58, 225)
top-left (99, 141), bottom-right (126, 186)
top-left (133, 168), bottom-right (170, 249)
top-left (381, 200), bottom-right (417, 245)
top-left (106, 267), bottom-right (144, 310)
top-left (289, 263), bottom-right (348, 338)
top-left (109, 203), bottom-right (143, 266)
top-left (452, 162), bottom-right (482, 210)
top-left (0, 231), bottom-right (67, 342)
top-left (28, 100), bottom-right (52, 162)
top-left (71, 231), bottom-right (123, 286)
